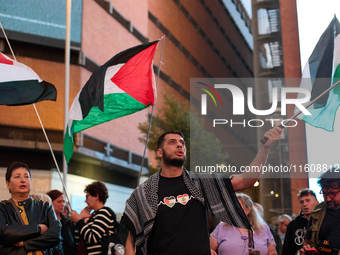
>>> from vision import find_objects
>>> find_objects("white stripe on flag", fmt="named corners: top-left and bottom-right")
top-left (295, 62), bottom-right (314, 118)
top-left (333, 34), bottom-right (340, 71)
top-left (0, 58), bottom-right (43, 83)
top-left (67, 63), bottom-right (126, 134)
top-left (68, 93), bottom-right (83, 122)
top-left (104, 63), bottom-right (126, 95)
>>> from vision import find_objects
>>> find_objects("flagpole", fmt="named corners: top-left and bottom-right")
top-left (0, 22), bottom-right (16, 61)
top-left (137, 36), bottom-right (165, 186)
top-left (32, 104), bottom-right (72, 210)
top-left (63, 0), bottom-right (72, 196)
top-left (261, 79), bottom-right (340, 144)
top-left (0, 22), bottom-right (72, 210)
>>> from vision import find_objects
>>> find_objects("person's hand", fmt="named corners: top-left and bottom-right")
top-left (70, 210), bottom-right (81, 223)
top-left (38, 224), bottom-right (48, 234)
top-left (14, 241), bottom-right (24, 247)
top-left (300, 244), bottom-right (311, 255)
top-left (210, 249), bottom-right (217, 255)
top-left (70, 207), bottom-right (92, 223)
top-left (262, 125), bottom-right (282, 149)
top-left (79, 206), bottom-right (92, 219)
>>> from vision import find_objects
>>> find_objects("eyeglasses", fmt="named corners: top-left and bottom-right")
top-left (320, 189), bottom-right (340, 199)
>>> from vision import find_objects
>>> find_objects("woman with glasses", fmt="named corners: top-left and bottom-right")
top-left (70, 181), bottom-right (119, 255)
top-left (210, 193), bottom-right (277, 255)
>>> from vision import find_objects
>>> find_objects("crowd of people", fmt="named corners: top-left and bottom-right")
top-left (0, 127), bottom-right (339, 255)
top-left (0, 162), bottom-right (125, 255)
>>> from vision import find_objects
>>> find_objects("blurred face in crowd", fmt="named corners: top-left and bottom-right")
top-left (299, 194), bottom-right (318, 218)
top-left (6, 167), bottom-right (31, 198)
top-left (321, 184), bottom-right (340, 210)
top-left (278, 218), bottom-right (290, 234)
top-left (238, 198), bottom-right (251, 217)
top-left (85, 192), bottom-right (98, 210)
top-left (52, 194), bottom-right (65, 215)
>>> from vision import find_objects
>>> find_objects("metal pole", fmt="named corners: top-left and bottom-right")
top-left (63, 0), bottom-right (72, 191)
top-left (137, 36), bottom-right (165, 186)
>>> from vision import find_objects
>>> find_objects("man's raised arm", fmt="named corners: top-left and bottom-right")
top-left (231, 125), bottom-right (282, 192)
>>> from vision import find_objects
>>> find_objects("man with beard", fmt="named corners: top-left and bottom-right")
top-left (122, 127), bottom-right (282, 255)
top-left (301, 168), bottom-right (340, 255)
top-left (282, 188), bottom-right (318, 255)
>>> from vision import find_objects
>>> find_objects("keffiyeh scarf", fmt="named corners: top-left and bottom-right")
top-left (122, 169), bottom-right (251, 255)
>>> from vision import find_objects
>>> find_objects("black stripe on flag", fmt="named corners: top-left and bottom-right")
top-left (79, 40), bottom-right (159, 119)
top-left (309, 17), bottom-right (340, 108)
top-left (0, 80), bottom-right (57, 106)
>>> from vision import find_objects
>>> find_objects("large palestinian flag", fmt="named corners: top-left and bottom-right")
top-left (296, 17), bottom-right (340, 131)
top-left (0, 52), bottom-right (57, 105)
top-left (64, 40), bottom-right (159, 163)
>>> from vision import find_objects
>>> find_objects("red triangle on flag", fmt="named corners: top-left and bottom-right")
top-left (110, 43), bottom-right (158, 106)
top-left (0, 53), bottom-right (14, 65)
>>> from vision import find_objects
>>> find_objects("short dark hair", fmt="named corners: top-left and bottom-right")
top-left (298, 188), bottom-right (317, 199)
top-left (6, 162), bottom-right (31, 182)
top-left (157, 130), bottom-right (184, 149)
top-left (317, 167), bottom-right (340, 189)
top-left (84, 181), bottom-right (109, 204)
top-left (46, 189), bottom-right (63, 202)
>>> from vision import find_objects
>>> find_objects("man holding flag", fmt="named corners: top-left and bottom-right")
top-left (122, 126), bottom-right (282, 255)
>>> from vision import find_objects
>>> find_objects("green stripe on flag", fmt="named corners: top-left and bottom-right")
top-left (299, 22), bottom-right (340, 132)
top-left (301, 61), bottom-right (340, 131)
top-left (302, 82), bottom-right (340, 131)
top-left (63, 125), bottom-right (75, 164)
top-left (63, 93), bottom-right (149, 163)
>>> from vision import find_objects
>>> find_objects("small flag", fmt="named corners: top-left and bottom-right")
top-left (296, 17), bottom-right (340, 131)
top-left (0, 52), bottom-right (57, 105)
top-left (64, 40), bottom-right (159, 163)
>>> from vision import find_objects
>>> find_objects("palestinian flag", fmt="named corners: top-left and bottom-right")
top-left (64, 40), bottom-right (159, 163)
top-left (0, 52), bottom-right (57, 105)
top-left (296, 17), bottom-right (340, 131)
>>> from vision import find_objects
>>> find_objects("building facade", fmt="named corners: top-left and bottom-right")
top-left (251, 0), bottom-right (309, 221)
top-left (0, 0), bottom-right (256, 215)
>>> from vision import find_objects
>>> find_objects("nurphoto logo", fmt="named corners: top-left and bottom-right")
top-left (195, 80), bottom-right (311, 128)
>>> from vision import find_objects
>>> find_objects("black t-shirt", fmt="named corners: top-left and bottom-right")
top-left (147, 175), bottom-right (211, 255)
top-left (282, 214), bottom-right (308, 255)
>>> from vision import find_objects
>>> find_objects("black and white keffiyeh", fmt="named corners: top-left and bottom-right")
top-left (122, 169), bottom-right (251, 255)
